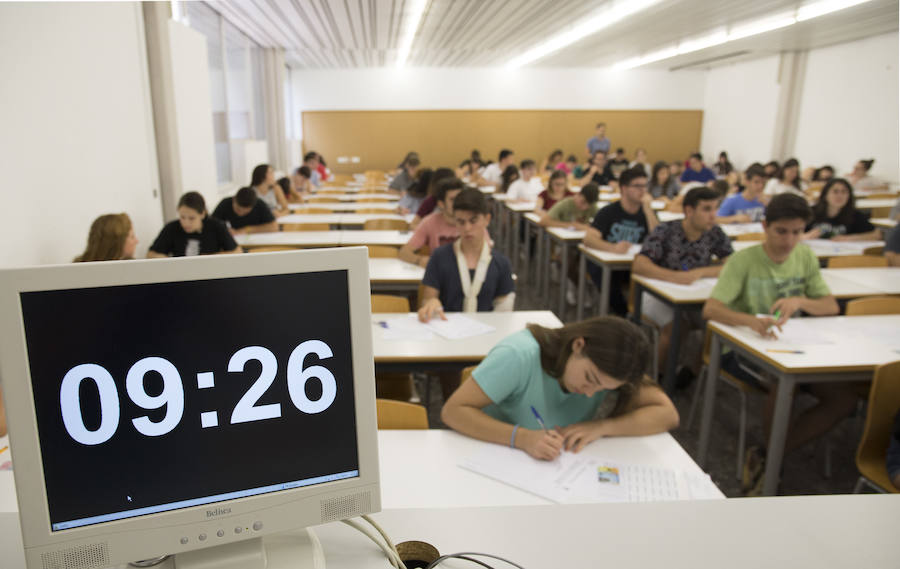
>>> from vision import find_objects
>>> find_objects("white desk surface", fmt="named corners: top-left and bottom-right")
top-left (490, 193), bottom-right (511, 202)
top-left (871, 216), bottom-right (897, 228)
top-left (503, 200), bottom-right (537, 212)
top-left (522, 211), bottom-right (541, 224)
top-left (657, 210), bottom-right (685, 222)
top-left (278, 213), bottom-right (411, 226)
top-left (634, 268), bottom-right (892, 304)
top-left (378, 429), bottom-right (722, 510)
top-left (367, 258), bottom-right (424, 283)
top-left (856, 197), bottom-right (897, 209)
top-left (804, 238), bottom-right (885, 257)
top-left (477, 185), bottom-right (496, 194)
top-left (579, 243), bottom-right (642, 264)
top-left (371, 310), bottom-right (561, 362)
top-left (289, 202), bottom-right (396, 211)
top-left (823, 266), bottom-right (900, 294)
top-left (721, 222), bottom-right (764, 237)
top-left (708, 315), bottom-right (900, 373)
top-left (307, 194), bottom-right (398, 203)
top-left (545, 227), bottom-right (586, 241)
top-left (236, 231), bottom-right (411, 248)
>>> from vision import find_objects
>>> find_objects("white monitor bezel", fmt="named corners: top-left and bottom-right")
top-left (0, 247), bottom-right (380, 567)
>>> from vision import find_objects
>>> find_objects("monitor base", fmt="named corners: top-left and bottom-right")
top-left (168, 528), bottom-right (324, 569)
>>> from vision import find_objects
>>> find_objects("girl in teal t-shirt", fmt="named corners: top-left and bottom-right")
top-left (442, 317), bottom-right (679, 461)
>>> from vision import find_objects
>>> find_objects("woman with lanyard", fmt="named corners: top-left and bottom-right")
top-left (441, 316), bottom-right (679, 460)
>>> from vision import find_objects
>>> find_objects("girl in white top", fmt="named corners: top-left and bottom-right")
top-left (628, 148), bottom-right (651, 178)
top-left (251, 163), bottom-right (289, 216)
top-left (506, 159), bottom-right (545, 202)
top-left (763, 157), bottom-right (806, 197)
top-left (846, 158), bottom-right (887, 192)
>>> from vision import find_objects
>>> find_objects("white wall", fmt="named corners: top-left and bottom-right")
top-left (168, 19), bottom-right (219, 214)
top-left (291, 67), bottom-right (707, 111)
top-left (794, 32), bottom-right (899, 183)
top-left (700, 55), bottom-right (782, 170)
top-left (0, 2), bottom-right (162, 267)
top-left (230, 140), bottom-right (270, 187)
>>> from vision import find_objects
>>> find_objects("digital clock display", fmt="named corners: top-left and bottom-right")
top-left (20, 270), bottom-right (359, 531)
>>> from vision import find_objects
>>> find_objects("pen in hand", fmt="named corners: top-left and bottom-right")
top-left (530, 406), bottom-right (548, 433)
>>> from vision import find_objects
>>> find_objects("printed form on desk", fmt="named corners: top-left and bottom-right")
top-left (377, 313), bottom-right (496, 341)
top-left (459, 445), bottom-right (719, 503)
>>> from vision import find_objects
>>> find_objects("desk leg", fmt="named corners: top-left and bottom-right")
top-left (558, 241), bottom-right (569, 319)
top-left (662, 306), bottom-right (682, 393)
top-left (511, 214), bottom-right (520, 272)
top-left (522, 224), bottom-right (531, 286)
top-left (632, 281), bottom-right (644, 320)
top-left (576, 253), bottom-right (586, 321)
top-left (697, 333), bottom-right (721, 467)
top-left (599, 265), bottom-right (611, 317)
top-left (540, 231), bottom-right (548, 299)
top-left (763, 374), bottom-right (795, 496)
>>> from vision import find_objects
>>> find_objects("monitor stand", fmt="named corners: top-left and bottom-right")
top-left (150, 528), bottom-right (325, 569)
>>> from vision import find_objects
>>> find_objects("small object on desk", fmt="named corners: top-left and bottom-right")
top-left (766, 349), bottom-right (805, 354)
top-left (377, 321), bottom-right (388, 329)
top-left (423, 313), bottom-right (497, 340)
top-left (0, 446), bottom-right (7, 455)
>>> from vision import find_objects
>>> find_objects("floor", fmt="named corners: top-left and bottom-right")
top-left (410, 239), bottom-right (869, 498)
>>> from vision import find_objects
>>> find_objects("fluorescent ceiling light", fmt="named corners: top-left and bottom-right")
top-left (506, 0), bottom-right (663, 68)
top-left (797, 0), bottom-right (872, 21)
top-left (395, 0), bottom-right (427, 68)
top-left (619, 0), bottom-right (873, 69)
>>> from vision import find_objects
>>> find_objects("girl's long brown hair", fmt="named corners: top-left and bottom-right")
top-left (527, 316), bottom-right (655, 416)
top-left (74, 213), bottom-right (132, 262)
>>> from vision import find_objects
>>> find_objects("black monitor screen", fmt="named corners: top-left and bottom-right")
top-left (20, 270), bottom-right (359, 531)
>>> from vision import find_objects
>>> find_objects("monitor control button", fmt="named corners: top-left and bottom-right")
top-left (253, 522), bottom-right (263, 531)
top-left (234, 527), bottom-right (243, 534)
top-left (199, 533), bottom-right (207, 541)
top-left (180, 537), bottom-right (189, 545)
top-left (217, 530), bottom-right (225, 538)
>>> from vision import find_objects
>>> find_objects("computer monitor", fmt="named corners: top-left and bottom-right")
top-left (0, 247), bottom-right (380, 569)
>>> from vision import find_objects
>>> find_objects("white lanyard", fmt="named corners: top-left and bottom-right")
top-left (454, 239), bottom-right (491, 313)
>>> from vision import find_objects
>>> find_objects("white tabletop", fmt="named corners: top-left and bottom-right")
top-left (371, 310), bottom-right (561, 362)
top-left (708, 315), bottom-right (900, 373)
top-left (823, 266), bottom-right (900, 294)
top-left (477, 185), bottom-right (496, 194)
top-left (871, 217), bottom-right (897, 228)
top-left (804, 239), bottom-right (885, 257)
top-left (579, 243), bottom-right (642, 264)
top-left (377, 429), bottom-right (722, 510)
top-left (522, 212), bottom-right (541, 224)
top-left (856, 198), bottom-right (897, 209)
top-left (546, 227), bottom-right (586, 241)
top-left (289, 202), bottom-right (397, 211)
top-left (366, 258), bottom-right (424, 284)
top-left (340, 230), bottom-right (410, 247)
top-left (504, 201), bottom-right (537, 212)
top-left (657, 210), bottom-right (685, 222)
top-left (278, 214), bottom-right (411, 226)
top-left (307, 194), bottom-right (398, 203)
top-left (235, 231), bottom-right (341, 248)
top-left (721, 222), bottom-right (764, 237)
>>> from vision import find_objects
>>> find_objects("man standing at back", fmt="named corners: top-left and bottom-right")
top-left (586, 122), bottom-right (610, 158)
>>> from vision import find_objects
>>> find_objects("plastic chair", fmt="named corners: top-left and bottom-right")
top-left (364, 219), bottom-right (409, 231)
top-left (366, 245), bottom-right (400, 258)
top-left (281, 223), bottom-right (331, 232)
top-left (863, 246), bottom-right (885, 256)
top-left (375, 399), bottom-right (428, 429)
top-left (371, 294), bottom-right (410, 313)
top-left (306, 197), bottom-right (340, 203)
top-left (357, 208), bottom-right (395, 214)
top-left (295, 207), bottom-right (334, 214)
top-left (845, 296), bottom-right (900, 316)
top-left (827, 255), bottom-right (888, 268)
top-left (735, 233), bottom-right (765, 241)
top-left (854, 360), bottom-right (900, 493)
top-left (357, 197), bottom-right (391, 203)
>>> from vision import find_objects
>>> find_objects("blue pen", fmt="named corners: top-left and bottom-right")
top-left (530, 406), bottom-right (548, 433)
top-left (681, 262), bottom-right (689, 271)
top-left (377, 321), bottom-right (388, 329)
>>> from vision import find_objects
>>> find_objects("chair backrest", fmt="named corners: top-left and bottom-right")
top-left (366, 245), bottom-right (399, 258)
top-left (861, 192), bottom-right (897, 199)
top-left (845, 296), bottom-right (900, 316)
top-left (376, 399), bottom-right (428, 429)
top-left (827, 255), bottom-right (888, 268)
top-left (735, 232), bottom-right (765, 241)
top-left (281, 223), bottom-right (332, 231)
top-left (460, 366), bottom-right (476, 384)
top-left (356, 208), bottom-right (393, 214)
top-left (306, 197), bottom-right (340, 203)
top-left (315, 189), bottom-right (346, 194)
top-left (371, 294), bottom-right (410, 313)
top-left (863, 246), bottom-right (885, 256)
top-left (357, 198), bottom-right (391, 203)
top-left (856, 360), bottom-right (900, 492)
top-left (245, 246), bottom-right (301, 253)
top-left (870, 207), bottom-right (891, 218)
top-left (364, 219), bottom-right (409, 231)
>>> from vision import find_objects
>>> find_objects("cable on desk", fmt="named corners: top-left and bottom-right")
top-left (362, 514), bottom-right (403, 563)
top-left (425, 552), bottom-right (526, 569)
top-left (341, 518), bottom-right (404, 568)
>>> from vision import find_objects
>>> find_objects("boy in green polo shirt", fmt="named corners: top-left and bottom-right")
top-left (703, 193), bottom-right (854, 495)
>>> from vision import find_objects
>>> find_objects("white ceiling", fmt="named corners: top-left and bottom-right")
top-left (209, 0), bottom-right (899, 70)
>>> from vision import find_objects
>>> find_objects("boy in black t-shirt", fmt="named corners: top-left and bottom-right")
top-left (211, 187), bottom-right (278, 234)
top-left (149, 192), bottom-right (239, 257)
top-left (583, 166), bottom-right (659, 315)
top-left (576, 151), bottom-right (617, 188)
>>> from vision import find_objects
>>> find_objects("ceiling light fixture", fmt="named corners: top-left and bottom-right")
top-left (505, 0), bottom-right (663, 69)
top-left (395, 0), bottom-right (428, 68)
top-left (614, 0), bottom-right (873, 70)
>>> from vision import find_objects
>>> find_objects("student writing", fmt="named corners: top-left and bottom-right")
top-left (148, 192), bottom-right (239, 257)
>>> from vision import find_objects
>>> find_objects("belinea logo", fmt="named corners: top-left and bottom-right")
top-left (206, 507), bottom-right (232, 518)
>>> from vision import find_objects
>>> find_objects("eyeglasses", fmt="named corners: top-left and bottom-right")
top-left (628, 183), bottom-right (648, 189)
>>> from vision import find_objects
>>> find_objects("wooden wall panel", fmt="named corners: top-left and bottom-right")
top-left (301, 110), bottom-right (703, 174)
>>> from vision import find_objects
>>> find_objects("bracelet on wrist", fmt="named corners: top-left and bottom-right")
top-left (510, 424), bottom-right (520, 448)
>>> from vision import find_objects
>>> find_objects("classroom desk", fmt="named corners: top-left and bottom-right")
top-left (803, 238), bottom-right (886, 257)
top-left (631, 268), bottom-right (892, 392)
top-left (855, 197), bottom-right (896, 210)
top-left (288, 202), bottom-right (397, 212)
top-left (871, 217), bottom-right (897, 229)
top-left (657, 210), bottom-right (685, 222)
top-left (371, 310), bottom-right (560, 373)
top-left (377, 429), bottom-right (722, 509)
top-left (277, 213), bottom-right (412, 228)
top-left (575, 243), bottom-right (642, 320)
top-left (521, 212), bottom-right (544, 289)
top-left (503, 201), bottom-right (536, 270)
top-left (721, 222), bottom-right (764, 237)
top-left (697, 315), bottom-right (900, 496)
top-left (307, 194), bottom-right (399, 203)
top-left (367, 258), bottom-right (424, 295)
top-left (236, 231), bottom-right (411, 249)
